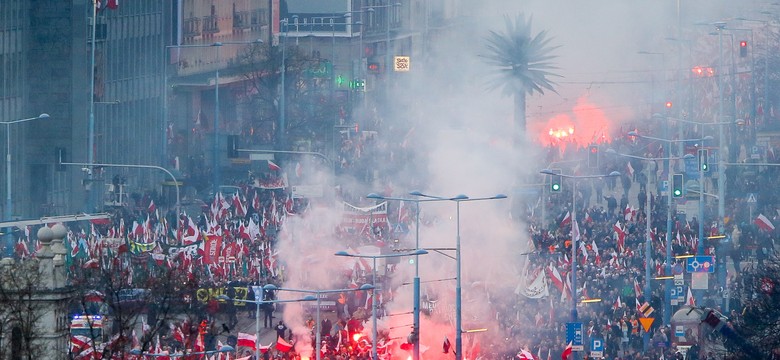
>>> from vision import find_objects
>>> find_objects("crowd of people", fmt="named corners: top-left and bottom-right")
top-left (42, 106), bottom-right (780, 360)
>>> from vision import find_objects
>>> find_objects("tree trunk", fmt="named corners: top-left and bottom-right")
top-left (514, 91), bottom-right (527, 146)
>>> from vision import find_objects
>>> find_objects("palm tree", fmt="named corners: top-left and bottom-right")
top-left (483, 14), bottom-right (560, 143)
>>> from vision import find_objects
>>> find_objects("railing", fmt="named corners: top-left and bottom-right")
top-left (183, 17), bottom-right (201, 38)
top-left (202, 15), bottom-right (219, 34)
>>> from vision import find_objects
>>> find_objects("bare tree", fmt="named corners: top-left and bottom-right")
top-left (0, 258), bottom-right (50, 360)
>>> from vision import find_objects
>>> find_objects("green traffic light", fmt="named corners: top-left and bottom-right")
top-left (674, 189), bottom-right (682, 196)
top-left (552, 184), bottom-right (560, 191)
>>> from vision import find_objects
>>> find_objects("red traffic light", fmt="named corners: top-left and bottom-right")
top-left (590, 145), bottom-right (598, 153)
top-left (665, 101), bottom-right (673, 109)
top-left (740, 40), bottom-right (747, 47)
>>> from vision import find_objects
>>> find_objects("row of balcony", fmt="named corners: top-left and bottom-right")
top-left (183, 10), bottom-right (267, 39)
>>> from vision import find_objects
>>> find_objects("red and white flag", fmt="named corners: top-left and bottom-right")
top-left (517, 349), bottom-right (535, 359)
top-left (626, 161), bottom-right (635, 177)
top-left (276, 336), bottom-right (293, 352)
top-left (561, 341), bottom-right (573, 360)
top-left (686, 287), bottom-right (696, 306)
top-left (613, 296), bottom-right (622, 310)
top-left (560, 211), bottom-right (571, 228)
top-left (268, 160), bottom-right (282, 171)
top-left (237, 332), bottom-right (256, 348)
top-left (755, 213), bottom-right (775, 231)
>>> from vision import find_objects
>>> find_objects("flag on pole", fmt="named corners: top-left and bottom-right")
top-left (755, 213), bottom-right (775, 231)
top-left (686, 287), bottom-right (696, 306)
top-left (268, 160), bottom-right (281, 171)
top-left (276, 336), bottom-right (293, 352)
top-left (559, 211), bottom-right (572, 228)
top-left (561, 341), bottom-right (573, 360)
top-left (443, 336), bottom-right (451, 353)
top-left (237, 332), bottom-right (256, 348)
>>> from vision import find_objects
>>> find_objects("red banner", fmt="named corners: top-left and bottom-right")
top-left (203, 235), bottom-right (223, 265)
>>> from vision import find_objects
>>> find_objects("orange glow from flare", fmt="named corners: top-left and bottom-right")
top-left (532, 96), bottom-right (612, 148)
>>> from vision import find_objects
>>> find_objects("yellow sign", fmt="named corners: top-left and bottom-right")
top-left (639, 317), bottom-right (655, 332)
top-left (394, 56), bottom-right (410, 72)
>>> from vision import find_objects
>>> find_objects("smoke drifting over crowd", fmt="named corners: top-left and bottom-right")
top-left (273, 0), bottom-right (773, 358)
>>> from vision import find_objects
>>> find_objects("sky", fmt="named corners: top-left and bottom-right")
top-left (273, 0), bottom-right (777, 357)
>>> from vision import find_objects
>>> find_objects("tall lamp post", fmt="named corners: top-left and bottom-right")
top-left (365, 2), bottom-right (402, 96)
top-left (540, 170), bottom-right (617, 359)
top-left (408, 191), bottom-right (507, 360)
top-left (628, 129), bottom-right (717, 323)
top-left (167, 39), bottom-right (262, 197)
top-left (335, 249), bottom-right (428, 360)
top-left (2, 113), bottom-right (50, 257)
top-left (263, 283), bottom-right (374, 360)
top-left (218, 294), bottom-right (317, 360)
top-left (366, 192), bottom-right (456, 360)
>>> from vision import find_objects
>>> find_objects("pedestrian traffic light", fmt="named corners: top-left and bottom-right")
top-left (740, 40), bottom-right (748, 57)
top-left (55, 147), bottom-right (66, 172)
top-left (550, 169), bottom-right (562, 192)
top-left (367, 62), bottom-right (381, 74)
top-left (672, 173), bottom-right (684, 198)
top-left (227, 135), bottom-right (239, 158)
top-left (588, 145), bottom-right (600, 168)
top-left (698, 149), bottom-right (709, 172)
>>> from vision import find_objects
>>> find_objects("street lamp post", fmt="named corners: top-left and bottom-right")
top-left (365, 2), bottom-right (401, 97)
top-left (167, 39), bottom-right (262, 197)
top-left (408, 192), bottom-right (507, 360)
top-left (540, 170), bottom-right (617, 359)
top-left (335, 249), bottom-right (428, 360)
top-left (366, 192), bottom-right (457, 360)
top-left (218, 294), bottom-right (317, 360)
top-left (629, 129), bottom-right (717, 324)
top-left (59, 161), bottom-right (180, 215)
top-left (2, 113), bottom-right (50, 257)
top-left (263, 283), bottom-right (374, 360)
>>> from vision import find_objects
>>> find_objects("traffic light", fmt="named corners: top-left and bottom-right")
top-left (672, 173), bottom-right (684, 198)
top-left (367, 62), bottom-right (381, 74)
top-left (698, 149), bottom-right (709, 172)
top-left (55, 147), bottom-right (66, 172)
top-left (665, 101), bottom-right (673, 110)
top-left (588, 145), bottom-right (600, 168)
top-left (335, 74), bottom-right (345, 87)
top-left (550, 169), bottom-right (562, 192)
top-left (740, 40), bottom-right (748, 57)
top-left (227, 135), bottom-right (239, 158)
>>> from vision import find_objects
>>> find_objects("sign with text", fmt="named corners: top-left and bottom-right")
top-left (590, 337), bottom-right (604, 358)
top-left (567, 322), bottom-right (584, 351)
top-left (393, 56), bottom-right (410, 72)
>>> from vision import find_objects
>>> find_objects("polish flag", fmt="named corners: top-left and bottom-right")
top-left (686, 287), bottom-right (696, 306)
top-left (559, 211), bottom-right (571, 228)
top-left (259, 343), bottom-right (272, 353)
top-left (561, 341), bottom-right (573, 360)
top-left (613, 296), bottom-right (622, 310)
top-left (546, 264), bottom-right (564, 291)
top-left (634, 278), bottom-right (642, 297)
top-left (268, 160), bottom-right (282, 171)
top-left (276, 336), bottom-right (293, 352)
top-left (237, 332), bottom-right (256, 348)
top-left (517, 349), bottom-right (535, 359)
top-left (755, 214), bottom-right (775, 232)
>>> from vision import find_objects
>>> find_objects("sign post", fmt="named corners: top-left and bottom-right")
top-left (567, 322), bottom-right (584, 351)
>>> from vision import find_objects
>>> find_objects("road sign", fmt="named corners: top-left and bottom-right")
top-left (393, 56), bottom-right (410, 72)
top-left (566, 322), bottom-right (584, 351)
top-left (590, 337), bottom-right (604, 358)
top-left (686, 255), bottom-right (715, 273)
top-left (639, 317), bottom-right (655, 332)
top-left (747, 193), bottom-right (757, 203)
top-left (672, 263), bottom-right (684, 275)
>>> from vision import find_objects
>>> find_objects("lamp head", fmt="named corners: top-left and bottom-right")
top-left (38, 113), bottom-right (50, 119)
top-left (358, 284), bottom-right (375, 291)
top-left (409, 190), bottom-right (424, 196)
top-left (413, 249), bottom-right (429, 255)
top-left (608, 171), bottom-right (621, 177)
top-left (366, 193), bottom-right (384, 200)
top-left (492, 194), bottom-right (508, 199)
top-left (216, 294), bottom-right (230, 301)
top-left (129, 349), bottom-right (142, 355)
top-left (539, 169), bottom-right (555, 176)
top-left (218, 345), bottom-right (235, 352)
top-left (451, 194), bottom-right (469, 200)
top-left (213, 42), bottom-right (223, 47)
top-left (627, 130), bottom-right (639, 137)
top-left (301, 295), bottom-right (318, 301)
top-left (335, 251), bottom-right (352, 257)
top-left (263, 284), bottom-right (279, 291)
top-left (702, 135), bottom-right (714, 141)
